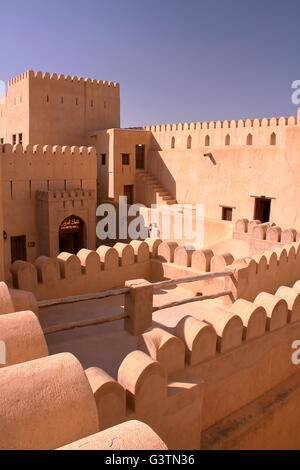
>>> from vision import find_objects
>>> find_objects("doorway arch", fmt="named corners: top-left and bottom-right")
top-left (59, 215), bottom-right (86, 254)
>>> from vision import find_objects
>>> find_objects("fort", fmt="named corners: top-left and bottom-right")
top-left (1, 70), bottom-right (300, 450)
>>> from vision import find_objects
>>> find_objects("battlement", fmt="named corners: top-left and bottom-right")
top-left (10, 241), bottom-right (153, 300)
top-left (0, 144), bottom-right (97, 184)
top-left (235, 219), bottom-right (300, 242)
top-left (0, 143), bottom-right (96, 157)
top-left (145, 111), bottom-right (300, 133)
top-left (36, 188), bottom-right (95, 202)
top-left (224, 242), bottom-right (300, 304)
top-left (234, 219), bottom-right (300, 255)
top-left (10, 236), bottom-right (300, 303)
top-left (8, 70), bottom-right (119, 89)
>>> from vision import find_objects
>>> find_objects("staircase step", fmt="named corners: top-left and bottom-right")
top-left (166, 200), bottom-right (177, 205)
top-left (137, 170), bottom-right (178, 205)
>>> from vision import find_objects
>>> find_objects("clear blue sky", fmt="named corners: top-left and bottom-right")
top-left (0, 0), bottom-right (299, 127)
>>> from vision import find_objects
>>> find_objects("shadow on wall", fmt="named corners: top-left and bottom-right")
top-left (146, 135), bottom-right (177, 202)
top-left (97, 131), bottom-right (110, 204)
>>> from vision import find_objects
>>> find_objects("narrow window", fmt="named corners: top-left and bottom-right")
top-left (187, 135), bottom-right (192, 149)
top-left (12, 134), bottom-right (16, 145)
top-left (254, 197), bottom-right (271, 223)
top-left (18, 133), bottom-right (23, 145)
top-left (171, 136), bottom-right (175, 149)
top-left (0, 138), bottom-right (3, 144)
top-left (122, 153), bottom-right (130, 165)
top-left (46, 95), bottom-right (49, 103)
top-left (222, 207), bottom-right (233, 221)
top-left (101, 153), bottom-right (106, 165)
top-left (61, 96), bottom-right (64, 104)
top-left (76, 98), bottom-right (78, 105)
top-left (225, 134), bottom-right (230, 145)
top-left (91, 100), bottom-right (93, 107)
top-left (247, 133), bottom-right (253, 145)
top-left (104, 101), bottom-right (107, 109)
top-left (270, 132), bottom-right (276, 145)
top-left (11, 235), bottom-right (27, 263)
top-left (205, 135), bottom-right (210, 146)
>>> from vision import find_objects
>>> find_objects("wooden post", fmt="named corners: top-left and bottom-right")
top-left (124, 279), bottom-right (153, 335)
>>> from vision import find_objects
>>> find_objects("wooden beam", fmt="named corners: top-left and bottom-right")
top-left (38, 287), bottom-right (130, 309)
top-left (152, 271), bottom-right (232, 290)
top-left (43, 312), bottom-right (128, 335)
top-left (152, 290), bottom-right (233, 312)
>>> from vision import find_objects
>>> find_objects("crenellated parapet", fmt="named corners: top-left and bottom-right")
top-left (10, 240), bottom-right (153, 300)
top-left (145, 113), bottom-right (300, 133)
top-left (151, 240), bottom-right (237, 296)
top-left (83, 281), bottom-right (300, 447)
top-left (0, 144), bottom-right (97, 183)
top-left (36, 188), bottom-right (95, 202)
top-left (144, 109), bottom-right (300, 150)
top-left (234, 218), bottom-right (300, 254)
top-left (225, 242), bottom-right (300, 303)
top-left (8, 70), bottom-right (119, 89)
top-left (0, 143), bottom-right (96, 157)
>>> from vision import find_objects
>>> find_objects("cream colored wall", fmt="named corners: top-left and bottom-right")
top-left (145, 112), bottom-right (300, 228)
top-left (88, 128), bottom-right (151, 203)
top-left (28, 71), bottom-right (120, 146)
top-left (111, 129), bottom-right (151, 201)
top-left (0, 71), bottom-right (120, 147)
top-left (0, 72), bottom-right (30, 145)
top-left (0, 144), bottom-right (97, 281)
top-left (87, 129), bottom-right (111, 203)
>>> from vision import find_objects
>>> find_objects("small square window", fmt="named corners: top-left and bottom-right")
top-left (222, 207), bottom-right (233, 221)
top-left (122, 153), bottom-right (130, 165)
top-left (101, 154), bottom-right (106, 165)
top-left (12, 134), bottom-right (16, 145)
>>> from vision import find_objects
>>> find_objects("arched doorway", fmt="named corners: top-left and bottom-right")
top-left (59, 215), bottom-right (85, 254)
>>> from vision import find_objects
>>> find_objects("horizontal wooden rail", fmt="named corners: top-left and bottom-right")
top-left (38, 287), bottom-right (130, 308)
top-left (44, 312), bottom-right (128, 335)
top-left (38, 271), bottom-right (232, 309)
top-left (152, 290), bottom-right (232, 312)
top-left (44, 289), bottom-right (231, 335)
top-left (152, 271), bottom-right (232, 290)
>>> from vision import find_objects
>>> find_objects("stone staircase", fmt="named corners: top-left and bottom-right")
top-left (136, 170), bottom-right (177, 206)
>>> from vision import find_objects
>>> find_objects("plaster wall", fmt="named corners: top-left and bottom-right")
top-left (0, 144), bottom-right (97, 280)
top-left (145, 113), bottom-right (300, 228)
